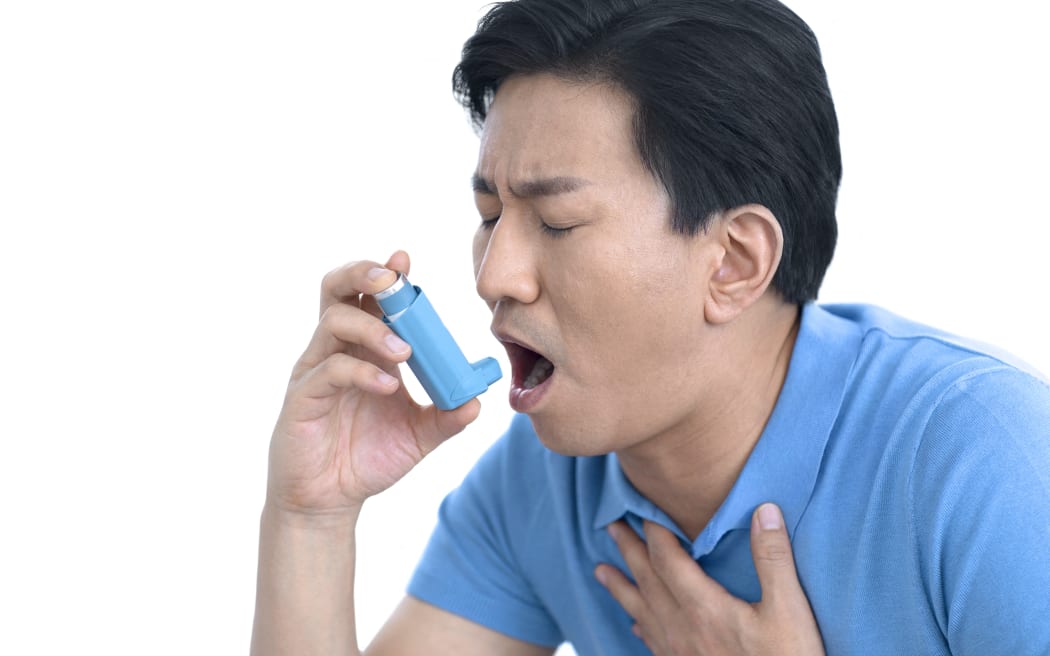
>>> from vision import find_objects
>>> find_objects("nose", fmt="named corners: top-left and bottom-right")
top-left (474, 213), bottom-right (541, 307)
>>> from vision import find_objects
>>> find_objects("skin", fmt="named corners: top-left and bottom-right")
top-left (598, 509), bottom-right (824, 655)
top-left (251, 73), bottom-right (824, 655)
top-left (473, 74), bottom-right (800, 540)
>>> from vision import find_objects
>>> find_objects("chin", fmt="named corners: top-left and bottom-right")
top-left (526, 412), bottom-right (620, 458)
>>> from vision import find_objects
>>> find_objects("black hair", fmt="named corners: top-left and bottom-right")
top-left (453, 0), bottom-right (841, 304)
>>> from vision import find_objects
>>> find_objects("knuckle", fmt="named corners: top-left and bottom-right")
top-left (370, 320), bottom-right (393, 345)
top-left (319, 304), bottom-right (358, 337)
top-left (319, 352), bottom-right (350, 375)
top-left (319, 305), bottom-right (342, 332)
top-left (754, 537), bottom-right (792, 565)
top-left (321, 261), bottom-right (362, 295)
top-left (319, 267), bottom-right (341, 296)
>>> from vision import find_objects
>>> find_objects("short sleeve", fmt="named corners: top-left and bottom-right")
top-left (407, 415), bottom-right (563, 648)
top-left (910, 367), bottom-right (1050, 655)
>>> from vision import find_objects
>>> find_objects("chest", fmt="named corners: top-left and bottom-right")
top-left (522, 491), bottom-right (950, 656)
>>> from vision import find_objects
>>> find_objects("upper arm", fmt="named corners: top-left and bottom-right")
top-left (911, 369), bottom-right (1050, 654)
top-left (366, 596), bottom-right (556, 656)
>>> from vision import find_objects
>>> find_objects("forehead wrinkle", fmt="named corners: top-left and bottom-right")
top-left (475, 75), bottom-right (641, 205)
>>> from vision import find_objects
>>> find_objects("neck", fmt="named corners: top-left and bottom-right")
top-left (616, 300), bottom-right (800, 541)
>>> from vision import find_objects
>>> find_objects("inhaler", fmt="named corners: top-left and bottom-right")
top-left (374, 274), bottom-right (502, 410)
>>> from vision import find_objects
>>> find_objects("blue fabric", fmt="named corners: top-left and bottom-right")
top-left (407, 303), bottom-right (1050, 655)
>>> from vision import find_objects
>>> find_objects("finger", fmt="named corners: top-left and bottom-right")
top-left (384, 250), bottom-right (411, 275)
top-left (608, 521), bottom-right (650, 579)
top-left (642, 520), bottom-right (728, 608)
top-left (319, 259), bottom-right (403, 318)
top-left (410, 397), bottom-right (482, 456)
top-left (608, 522), bottom-right (677, 612)
top-left (594, 564), bottom-right (653, 627)
top-left (291, 352), bottom-right (400, 400)
top-left (360, 251), bottom-right (414, 317)
top-left (297, 302), bottom-right (412, 374)
top-left (750, 503), bottom-right (804, 608)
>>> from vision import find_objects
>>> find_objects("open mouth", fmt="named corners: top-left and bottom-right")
top-left (501, 339), bottom-right (556, 411)
top-left (505, 341), bottom-right (555, 389)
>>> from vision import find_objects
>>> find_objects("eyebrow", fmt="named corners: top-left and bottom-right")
top-left (471, 173), bottom-right (591, 198)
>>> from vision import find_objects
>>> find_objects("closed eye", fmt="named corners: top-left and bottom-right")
top-left (540, 222), bottom-right (575, 238)
top-left (479, 215), bottom-right (576, 238)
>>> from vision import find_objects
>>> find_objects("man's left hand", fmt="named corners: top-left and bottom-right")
top-left (596, 503), bottom-right (824, 655)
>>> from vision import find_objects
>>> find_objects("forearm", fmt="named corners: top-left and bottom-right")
top-left (251, 503), bottom-right (363, 656)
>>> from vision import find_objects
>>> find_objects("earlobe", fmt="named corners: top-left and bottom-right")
top-left (703, 205), bottom-right (783, 324)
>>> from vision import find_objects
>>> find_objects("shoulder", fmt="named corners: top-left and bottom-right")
top-left (911, 364), bottom-right (1050, 492)
top-left (905, 366), bottom-right (1050, 651)
top-left (814, 303), bottom-right (1050, 524)
top-left (824, 302), bottom-right (1046, 382)
top-left (824, 306), bottom-right (1050, 648)
top-left (839, 303), bottom-right (1050, 453)
top-left (821, 303), bottom-right (1047, 421)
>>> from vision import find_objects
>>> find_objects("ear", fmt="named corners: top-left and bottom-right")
top-left (704, 205), bottom-right (783, 325)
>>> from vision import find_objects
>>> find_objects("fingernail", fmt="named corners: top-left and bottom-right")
top-left (758, 503), bottom-right (783, 531)
top-left (367, 267), bottom-right (392, 281)
top-left (376, 371), bottom-right (397, 386)
top-left (385, 333), bottom-right (410, 354)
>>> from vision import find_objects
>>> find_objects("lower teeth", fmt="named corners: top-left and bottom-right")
top-left (523, 357), bottom-right (553, 390)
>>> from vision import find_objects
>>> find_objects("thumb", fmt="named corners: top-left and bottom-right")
top-left (385, 250), bottom-right (411, 277)
top-left (750, 503), bottom-right (804, 607)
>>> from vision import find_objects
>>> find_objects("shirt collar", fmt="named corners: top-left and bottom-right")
top-left (593, 303), bottom-right (862, 558)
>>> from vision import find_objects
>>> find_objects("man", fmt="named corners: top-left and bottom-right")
top-left (251, 1), bottom-right (1050, 654)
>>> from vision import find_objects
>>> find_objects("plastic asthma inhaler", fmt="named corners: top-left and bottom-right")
top-left (374, 273), bottom-right (502, 410)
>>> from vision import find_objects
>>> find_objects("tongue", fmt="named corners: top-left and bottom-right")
top-left (523, 356), bottom-right (554, 390)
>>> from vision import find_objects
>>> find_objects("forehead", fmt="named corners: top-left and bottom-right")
top-left (477, 73), bottom-right (645, 185)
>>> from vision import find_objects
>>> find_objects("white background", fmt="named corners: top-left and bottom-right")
top-left (1, 2), bottom-right (1047, 654)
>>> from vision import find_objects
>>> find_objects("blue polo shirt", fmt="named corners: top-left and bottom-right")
top-left (407, 303), bottom-right (1050, 655)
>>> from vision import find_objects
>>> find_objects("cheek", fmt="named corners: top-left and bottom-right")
top-left (564, 250), bottom-right (704, 373)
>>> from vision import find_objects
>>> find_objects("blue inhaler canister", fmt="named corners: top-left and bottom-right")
top-left (374, 274), bottom-right (502, 410)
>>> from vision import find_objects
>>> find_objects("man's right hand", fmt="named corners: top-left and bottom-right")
top-left (265, 250), bottom-right (482, 518)
top-left (252, 250), bottom-right (548, 656)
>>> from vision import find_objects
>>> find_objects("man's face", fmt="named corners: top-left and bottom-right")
top-left (472, 73), bottom-right (724, 455)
